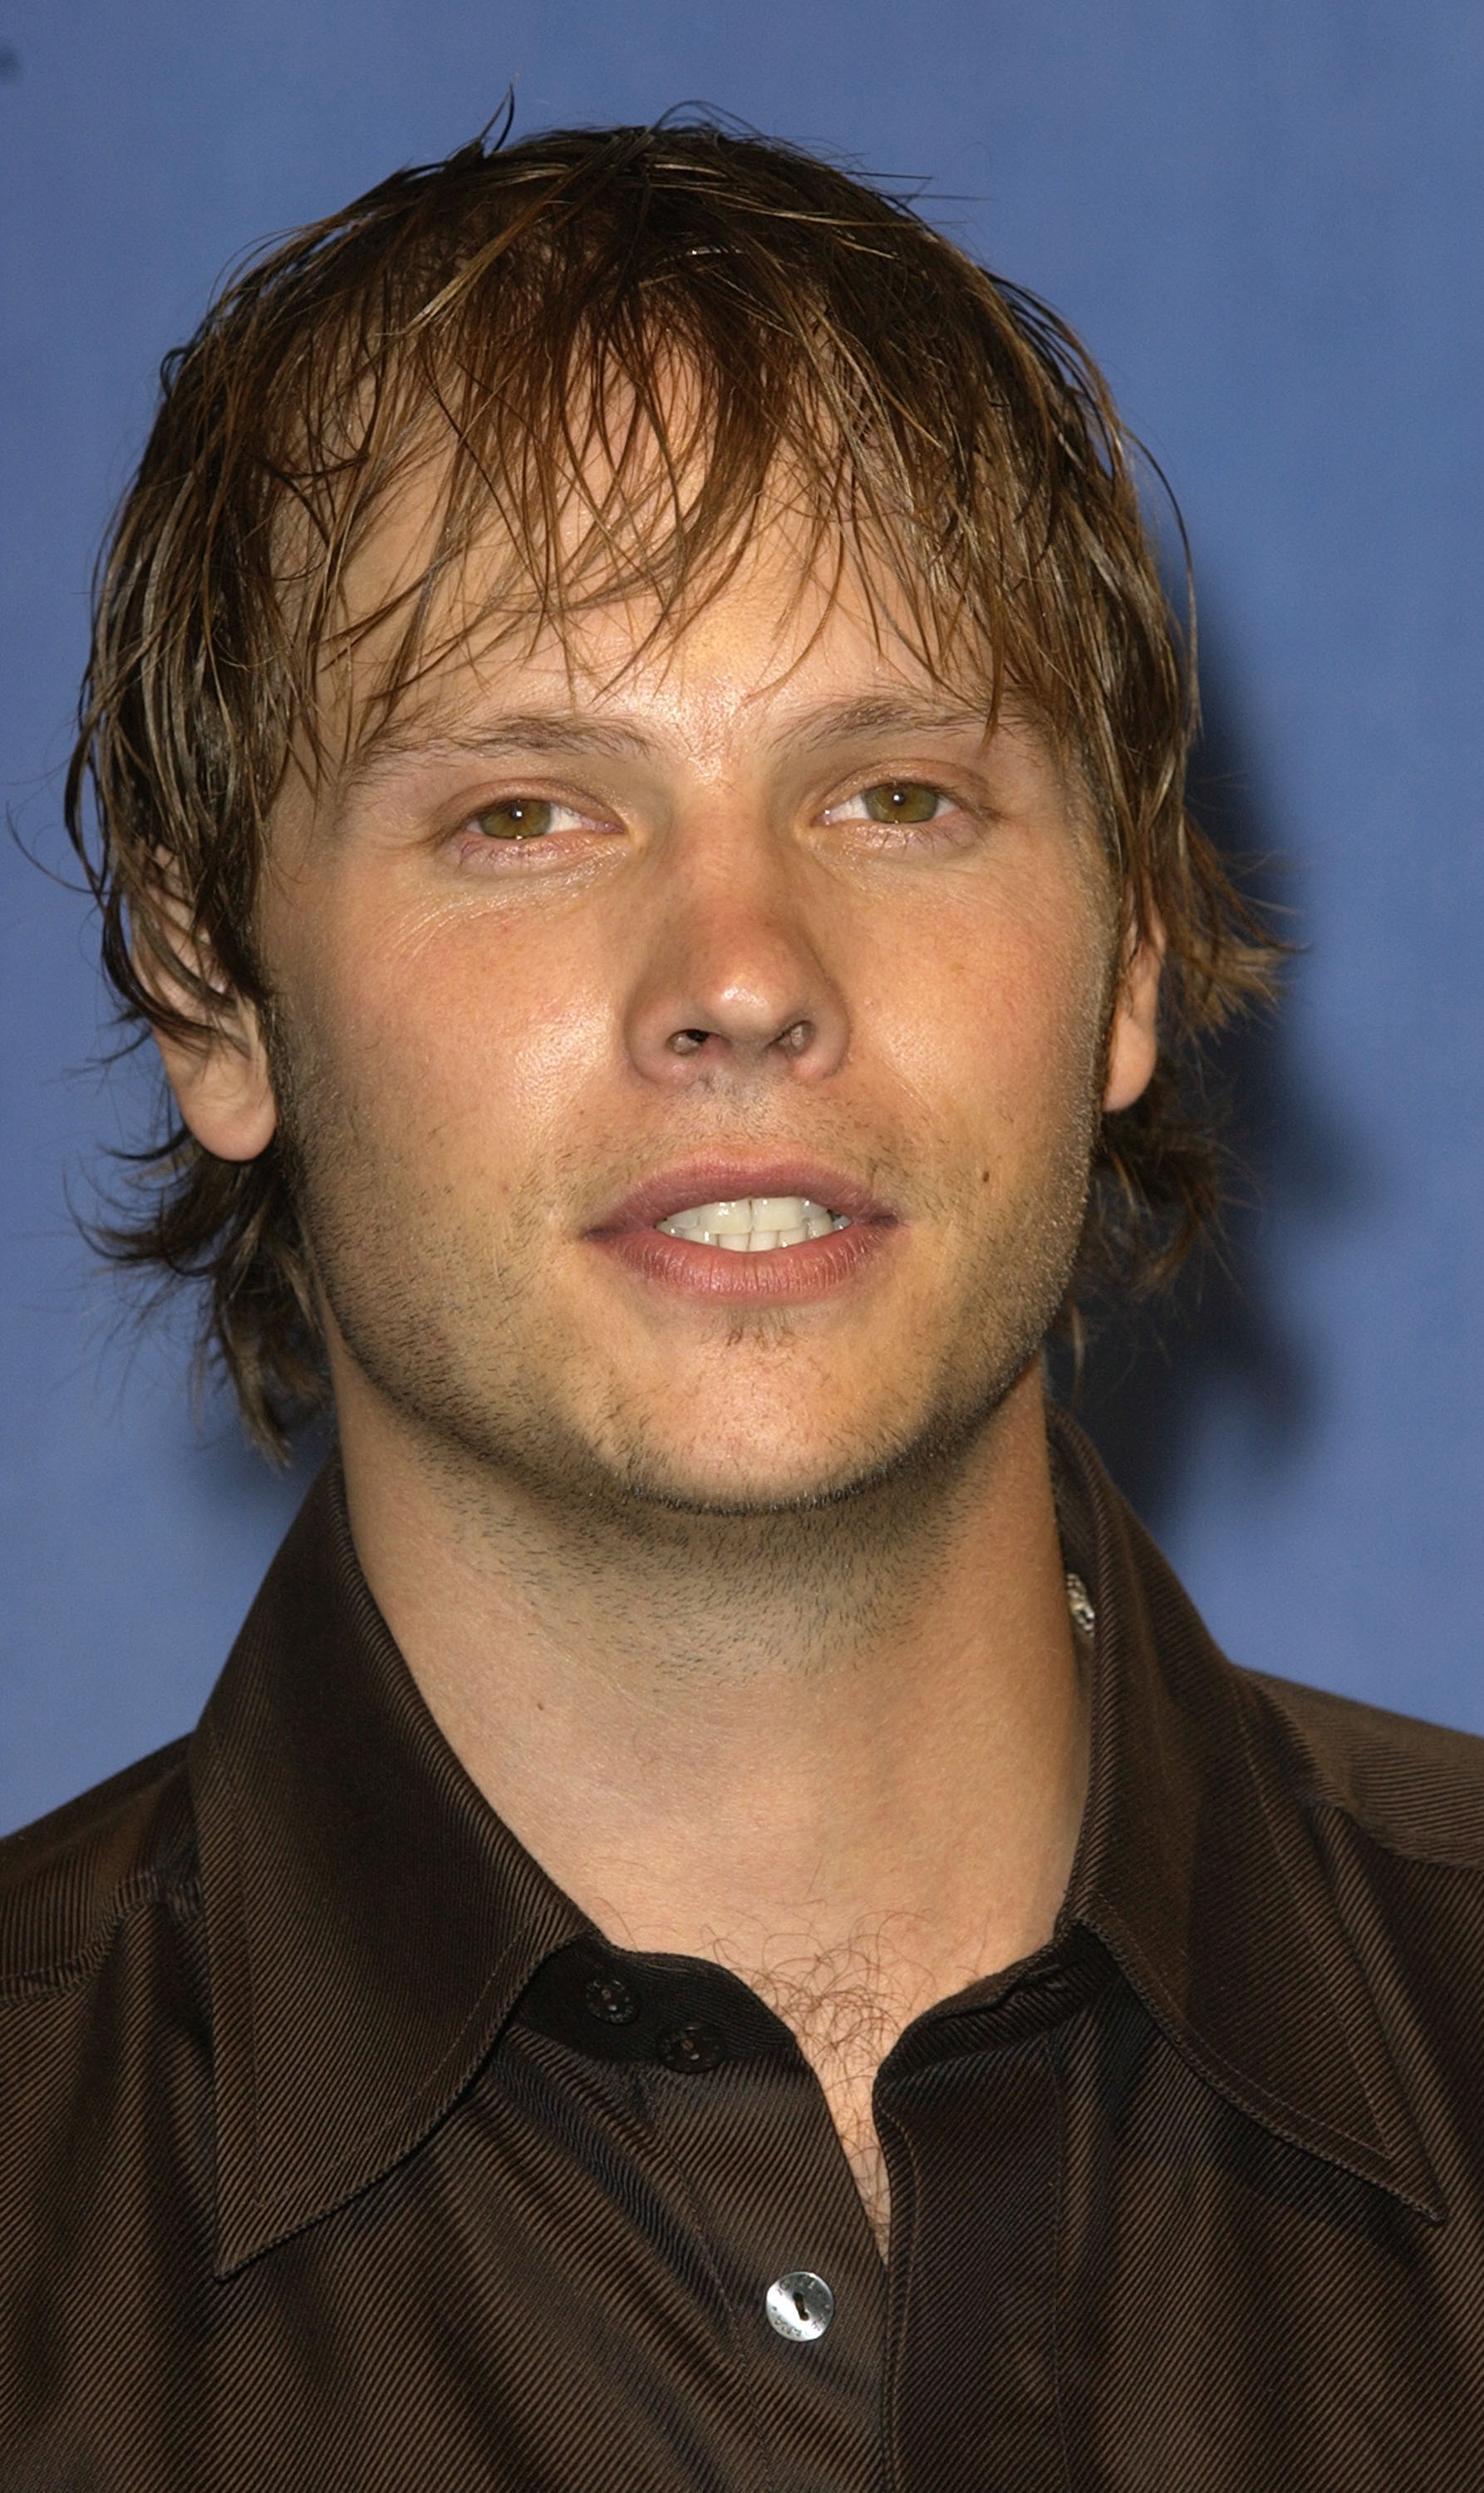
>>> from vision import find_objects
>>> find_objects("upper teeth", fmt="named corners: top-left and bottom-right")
top-left (656, 1196), bottom-right (846, 1250)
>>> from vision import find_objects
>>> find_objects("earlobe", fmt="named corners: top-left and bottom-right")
top-left (1102, 927), bottom-right (1162, 1114)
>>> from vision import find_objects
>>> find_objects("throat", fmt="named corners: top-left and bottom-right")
top-left (494, 1447), bottom-right (981, 1696)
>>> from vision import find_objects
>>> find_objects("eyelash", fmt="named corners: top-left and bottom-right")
top-left (818, 781), bottom-right (985, 862)
top-left (821, 781), bottom-right (958, 828)
top-left (450, 795), bottom-right (615, 869)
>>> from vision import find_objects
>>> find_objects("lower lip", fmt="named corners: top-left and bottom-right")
top-left (588, 1218), bottom-right (898, 1301)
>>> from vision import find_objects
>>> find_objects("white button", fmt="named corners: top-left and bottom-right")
top-left (765, 2271), bottom-right (835, 2342)
top-left (1064, 1571), bottom-right (1096, 1640)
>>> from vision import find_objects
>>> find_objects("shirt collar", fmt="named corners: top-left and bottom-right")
top-left (189, 1464), bottom-right (587, 2277)
top-left (1053, 1414), bottom-right (1441, 2223)
top-left (192, 1423), bottom-right (1440, 2277)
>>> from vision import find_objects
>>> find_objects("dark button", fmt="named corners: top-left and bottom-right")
top-left (656, 2020), bottom-right (726, 2073)
top-left (584, 1974), bottom-right (638, 2026)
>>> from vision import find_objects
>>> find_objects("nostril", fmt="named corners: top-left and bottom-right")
top-left (666, 1018), bottom-right (815, 1059)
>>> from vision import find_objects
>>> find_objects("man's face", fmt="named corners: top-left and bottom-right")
top-left (246, 522), bottom-right (1156, 1517)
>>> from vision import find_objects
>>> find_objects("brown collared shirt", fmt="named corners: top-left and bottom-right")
top-left (5, 1417), bottom-right (1484, 2488)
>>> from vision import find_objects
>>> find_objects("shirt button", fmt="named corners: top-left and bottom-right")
top-left (584, 1974), bottom-right (638, 2026)
top-left (1064, 1570), bottom-right (1096, 1639)
top-left (765, 2272), bottom-right (836, 2343)
top-left (656, 2020), bottom-right (726, 2073)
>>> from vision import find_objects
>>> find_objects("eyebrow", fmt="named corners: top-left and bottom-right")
top-left (345, 711), bottom-right (655, 789)
top-left (786, 695), bottom-right (993, 751)
top-left (344, 693), bottom-right (997, 791)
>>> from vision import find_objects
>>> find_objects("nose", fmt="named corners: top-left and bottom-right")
top-left (622, 824), bottom-right (849, 1089)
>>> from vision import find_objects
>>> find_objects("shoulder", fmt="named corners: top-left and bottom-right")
top-left (0, 1738), bottom-right (197, 1994)
top-left (1238, 1666), bottom-right (1484, 1866)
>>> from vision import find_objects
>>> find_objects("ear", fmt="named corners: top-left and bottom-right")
top-left (139, 926), bottom-right (278, 1163)
top-left (1102, 920), bottom-right (1163, 1114)
top-left (155, 1007), bottom-right (278, 1163)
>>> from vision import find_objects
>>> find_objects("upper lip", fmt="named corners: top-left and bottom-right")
top-left (587, 1158), bottom-right (898, 1234)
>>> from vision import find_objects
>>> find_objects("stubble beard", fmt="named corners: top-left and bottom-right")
top-left (272, 1016), bottom-right (1099, 1676)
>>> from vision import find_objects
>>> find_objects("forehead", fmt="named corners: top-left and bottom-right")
top-left (313, 414), bottom-right (1010, 773)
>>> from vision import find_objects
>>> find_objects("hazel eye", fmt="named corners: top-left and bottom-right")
top-left (473, 797), bottom-right (556, 840)
top-left (860, 781), bottom-right (943, 824)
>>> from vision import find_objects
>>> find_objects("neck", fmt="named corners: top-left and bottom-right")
top-left (333, 1358), bottom-right (1089, 2018)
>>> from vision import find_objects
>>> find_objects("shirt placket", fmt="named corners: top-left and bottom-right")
top-left (874, 1950), bottom-right (1110, 2492)
top-left (514, 1936), bottom-right (887, 2492)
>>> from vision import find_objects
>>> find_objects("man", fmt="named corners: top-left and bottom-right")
top-left (5, 118), bottom-right (1483, 2489)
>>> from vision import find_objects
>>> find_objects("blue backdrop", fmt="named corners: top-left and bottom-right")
top-left (2, 0), bottom-right (1481, 1832)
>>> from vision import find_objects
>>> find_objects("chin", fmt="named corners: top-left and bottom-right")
top-left (597, 1433), bottom-right (859, 1514)
top-left (622, 1467), bottom-right (867, 1517)
top-left (597, 1399), bottom-right (990, 1517)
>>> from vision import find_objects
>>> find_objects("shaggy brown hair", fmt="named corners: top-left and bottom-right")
top-left (66, 115), bottom-right (1279, 1459)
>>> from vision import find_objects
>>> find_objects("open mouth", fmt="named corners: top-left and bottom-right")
top-left (654, 1196), bottom-right (850, 1252)
top-left (586, 1163), bottom-right (895, 1298)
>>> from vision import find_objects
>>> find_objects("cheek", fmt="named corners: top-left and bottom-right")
top-left (300, 904), bottom-right (616, 1184)
top-left (870, 897), bottom-right (1106, 1153)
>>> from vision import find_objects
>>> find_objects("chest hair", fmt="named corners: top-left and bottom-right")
top-left (722, 1921), bottom-right (949, 2260)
